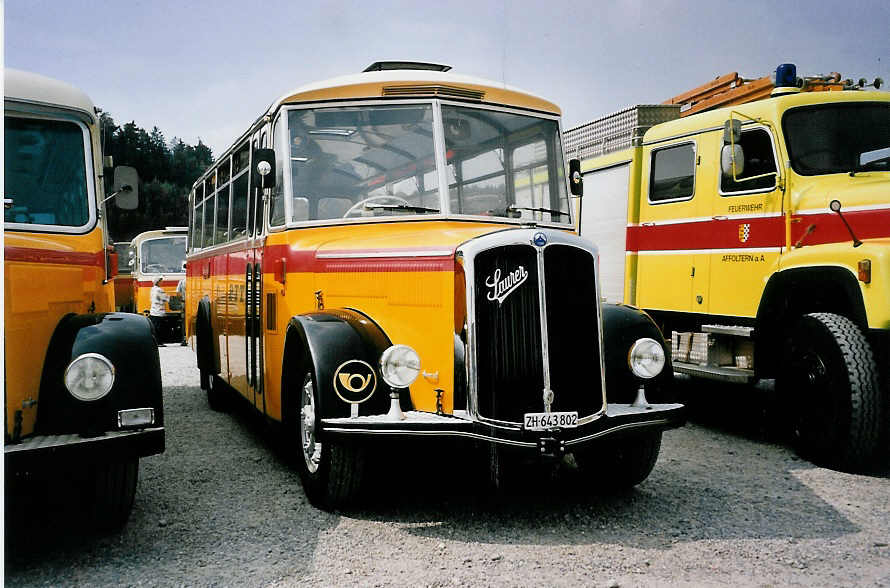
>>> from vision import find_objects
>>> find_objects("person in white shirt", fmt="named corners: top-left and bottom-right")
top-left (150, 275), bottom-right (169, 346)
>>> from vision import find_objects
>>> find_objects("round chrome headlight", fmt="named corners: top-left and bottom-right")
top-left (64, 353), bottom-right (115, 401)
top-left (628, 338), bottom-right (665, 379)
top-left (379, 344), bottom-right (421, 389)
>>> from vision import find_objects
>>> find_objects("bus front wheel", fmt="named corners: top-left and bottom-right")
top-left (293, 371), bottom-right (364, 510)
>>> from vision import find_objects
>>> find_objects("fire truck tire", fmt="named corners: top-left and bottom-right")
top-left (780, 312), bottom-right (882, 471)
top-left (293, 371), bottom-right (364, 510)
top-left (84, 458), bottom-right (139, 531)
top-left (573, 432), bottom-right (662, 492)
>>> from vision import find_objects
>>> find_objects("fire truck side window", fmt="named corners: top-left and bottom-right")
top-left (720, 128), bottom-right (777, 194)
top-left (649, 142), bottom-right (695, 203)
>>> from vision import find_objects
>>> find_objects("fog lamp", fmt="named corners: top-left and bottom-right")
top-left (379, 344), bottom-right (421, 388)
top-left (64, 353), bottom-right (115, 401)
top-left (118, 408), bottom-right (155, 428)
top-left (628, 338), bottom-right (665, 379)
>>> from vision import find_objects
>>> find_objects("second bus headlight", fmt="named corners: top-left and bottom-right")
top-left (628, 338), bottom-right (665, 379)
top-left (64, 353), bottom-right (116, 401)
top-left (379, 344), bottom-right (421, 389)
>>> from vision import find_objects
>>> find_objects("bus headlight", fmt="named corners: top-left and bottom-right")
top-left (628, 338), bottom-right (665, 379)
top-left (64, 353), bottom-right (115, 401)
top-left (379, 344), bottom-right (421, 389)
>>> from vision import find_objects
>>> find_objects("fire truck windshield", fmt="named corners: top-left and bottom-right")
top-left (783, 102), bottom-right (890, 176)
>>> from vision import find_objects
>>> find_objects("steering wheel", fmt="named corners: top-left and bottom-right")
top-left (342, 195), bottom-right (410, 218)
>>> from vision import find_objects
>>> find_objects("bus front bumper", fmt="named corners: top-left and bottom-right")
top-left (4, 426), bottom-right (165, 471)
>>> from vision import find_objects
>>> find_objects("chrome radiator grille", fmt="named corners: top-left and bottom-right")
top-left (468, 237), bottom-right (603, 424)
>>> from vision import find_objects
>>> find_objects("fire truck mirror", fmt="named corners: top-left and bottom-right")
top-left (720, 144), bottom-right (745, 179)
top-left (722, 119), bottom-right (742, 145)
top-left (569, 158), bottom-right (583, 197)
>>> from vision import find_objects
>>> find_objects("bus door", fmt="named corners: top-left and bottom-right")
top-left (246, 134), bottom-right (267, 413)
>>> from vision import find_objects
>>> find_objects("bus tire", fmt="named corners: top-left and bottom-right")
top-left (293, 370), bottom-right (364, 510)
top-left (779, 312), bottom-right (882, 471)
top-left (85, 458), bottom-right (139, 531)
top-left (573, 432), bottom-right (662, 492)
top-left (207, 374), bottom-right (228, 412)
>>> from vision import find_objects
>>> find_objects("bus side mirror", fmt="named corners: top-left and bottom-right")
top-left (112, 166), bottom-right (139, 210)
top-left (569, 158), bottom-right (583, 197)
top-left (252, 148), bottom-right (276, 189)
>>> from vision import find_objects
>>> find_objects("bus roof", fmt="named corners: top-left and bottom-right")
top-left (269, 69), bottom-right (561, 117)
top-left (4, 68), bottom-right (96, 121)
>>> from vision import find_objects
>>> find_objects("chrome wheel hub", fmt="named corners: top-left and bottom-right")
top-left (300, 375), bottom-right (322, 474)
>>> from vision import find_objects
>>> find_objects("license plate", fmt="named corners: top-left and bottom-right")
top-left (523, 411), bottom-right (578, 430)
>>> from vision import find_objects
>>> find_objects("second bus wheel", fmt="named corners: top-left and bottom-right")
top-left (572, 432), bottom-right (662, 493)
top-left (82, 459), bottom-right (139, 531)
top-left (293, 371), bottom-right (365, 510)
top-left (778, 312), bottom-right (882, 471)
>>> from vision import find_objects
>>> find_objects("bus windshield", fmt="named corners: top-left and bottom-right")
top-left (140, 236), bottom-right (187, 274)
top-left (783, 103), bottom-right (890, 175)
top-left (4, 117), bottom-right (91, 227)
top-left (280, 103), bottom-right (570, 224)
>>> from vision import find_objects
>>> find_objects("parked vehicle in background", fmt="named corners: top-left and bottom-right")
top-left (112, 241), bottom-right (135, 312)
top-left (566, 63), bottom-right (889, 470)
top-left (129, 227), bottom-right (187, 342)
top-left (185, 61), bottom-right (684, 509)
top-left (4, 69), bottom-right (165, 529)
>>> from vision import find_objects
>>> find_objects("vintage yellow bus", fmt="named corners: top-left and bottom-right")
top-left (129, 227), bottom-right (187, 341)
top-left (185, 61), bottom-right (684, 508)
top-left (4, 69), bottom-right (165, 529)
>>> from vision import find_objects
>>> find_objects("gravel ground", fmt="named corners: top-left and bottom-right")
top-left (5, 345), bottom-right (890, 587)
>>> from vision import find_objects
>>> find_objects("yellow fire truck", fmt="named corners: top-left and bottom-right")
top-left (4, 69), bottom-right (165, 529)
top-left (566, 64), bottom-right (889, 470)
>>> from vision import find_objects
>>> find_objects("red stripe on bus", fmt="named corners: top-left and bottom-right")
top-left (626, 208), bottom-right (890, 252)
top-left (187, 244), bottom-right (454, 277)
top-left (3, 246), bottom-right (104, 267)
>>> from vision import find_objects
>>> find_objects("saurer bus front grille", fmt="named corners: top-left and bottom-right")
top-left (469, 239), bottom-right (603, 424)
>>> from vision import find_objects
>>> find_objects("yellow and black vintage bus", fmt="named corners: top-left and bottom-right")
top-left (185, 61), bottom-right (684, 508)
top-left (4, 69), bottom-right (165, 528)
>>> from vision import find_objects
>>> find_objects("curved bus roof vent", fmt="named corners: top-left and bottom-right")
top-left (364, 61), bottom-right (452, 73)
top-left (382, 84), bottom-right (485, 101)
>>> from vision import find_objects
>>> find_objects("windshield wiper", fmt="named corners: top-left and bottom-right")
top-left (506, 205), bottom-right (569, 217)
top-left (364, 203), bottom-right (440, 213)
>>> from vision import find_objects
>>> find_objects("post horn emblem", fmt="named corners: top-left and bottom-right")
top-left (333, 359), bottom-right (377, 404)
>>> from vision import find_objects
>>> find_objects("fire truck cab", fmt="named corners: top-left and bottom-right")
top-left (568, 64), bottom-right (889, 470)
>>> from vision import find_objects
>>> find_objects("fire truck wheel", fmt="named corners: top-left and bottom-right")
top-left (84, 459), bottom-right (139, 531)
top-left (293, 371), bottom-right (364, 509)
top-left (779, 312), bottom-right (882, 471)
top-left (573, 432), bottom-right (662, 492)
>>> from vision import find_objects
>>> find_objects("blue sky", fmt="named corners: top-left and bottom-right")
top-left (5, 0), bottom-right (888, 158)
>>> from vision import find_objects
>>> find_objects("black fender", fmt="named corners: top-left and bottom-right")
top-left (282, 309), bottom-right (410, 427)
top-left (755, 266), bottom-right (867, 377)
top-left (36, 312), bottom-right (163, 436)
top-left (601, 303), bottom-right (674, 403)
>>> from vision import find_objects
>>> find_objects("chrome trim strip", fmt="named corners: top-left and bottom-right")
top-left (316, 249), bottom-right (454, 259)
top-left (535, 243), bottom-right (553, 412)
top-left (564, 418), bottom-right (675, 446)
top-left (323, 418), bottom-right (673, 447)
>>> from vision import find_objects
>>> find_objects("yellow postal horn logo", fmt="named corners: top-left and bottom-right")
top-left (333, 359), bottom-right (377, 404)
